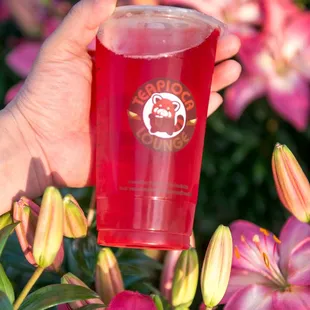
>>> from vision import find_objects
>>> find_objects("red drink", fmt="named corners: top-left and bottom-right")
top-left (96, 6), bottom-right (224, 249)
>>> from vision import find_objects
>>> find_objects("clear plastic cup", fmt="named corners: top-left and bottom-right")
top-left (96, 5), bottom-right (224, 250)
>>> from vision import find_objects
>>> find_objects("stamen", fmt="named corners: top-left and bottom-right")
top-left (260, 228), bottom-right (270, 236)
top-left (273, 235), bottom-right (281, 244)
top-left (234, 246), bottom-right (241, 259)
top-left (253, 234), bottom-right (260, 243)
top-left (263, 252), bottom-right (270, 269)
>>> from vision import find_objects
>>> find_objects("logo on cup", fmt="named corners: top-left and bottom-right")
top-left (128, 78), bottom-right (197, 152)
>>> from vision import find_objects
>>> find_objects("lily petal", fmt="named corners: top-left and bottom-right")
top-left (234, 2), bottom-right (262, 24)
top-left (221, 268), bottom-right (272, 304)
top-left (267, 72), bottom-right (310, 131)
top-left (224, 284), bottom-right (274, 310)
top-left (109, 291), bottom-right (156, 310)
top-left (287, 237), bottom-right (310, 286)
top-left (282, 13), bottom-right (310, 60)
top-left (273, 286), bottom-right (310, 310)
top-left (279, 216), bottom-right (310, 277)
top-left (263, 0), bottom-right (300, 35)
top-left (6, 41), bottom-right (41, 78)
top-left (224, 75), bottom-right (265, 119)
top-left (230, 220), bottom-right (282, 282)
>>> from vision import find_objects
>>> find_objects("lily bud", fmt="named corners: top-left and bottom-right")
top-left (95, 248), bottom-right (124, 304)
top-left (61, 273), bottom-right (104, 309)
top-left (160, 232), bottom-right (195, 302)
top-left (63, 194), bottom-right (87, 238)
top-left (13, 197), bottom-right (40, 265)
top-left (201, 225), bottom-right (233, 308)
top-left (33, 187), bottom-right (64, 268)
top-left (171, 248), bottom-right (199, 308)
top-left (13, 196), bottom-right (64, 269)
top-left (272, 143), bottom-right (310, 223)
top-left (0, 212), bottom-right (13, 230)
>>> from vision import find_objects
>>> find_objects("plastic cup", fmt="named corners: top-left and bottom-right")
top-left (96, 5), bottom-right (225, 250)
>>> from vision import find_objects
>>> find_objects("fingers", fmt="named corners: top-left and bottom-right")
top-left (43, 0), bottom-right (117, 55)
top-left (216, 34), bottom-right (241, 63)
top-left (211, 59), bottom-right (242, 92)
top-left (207, 92), bottom-right (223, 117)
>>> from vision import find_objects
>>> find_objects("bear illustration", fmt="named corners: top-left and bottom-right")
top-left (149, 94), bottom-right (184, 136)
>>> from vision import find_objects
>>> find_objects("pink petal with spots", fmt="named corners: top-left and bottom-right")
top-left (6, 41), bottom-right (41, 77)
top-left (267, 72), bottom-right (309, 131)
top-left (229, 220), bottom-right (281, 278)
top-left (287, 237), bottom-right (310, 286)
top-left (224, 285), bottom-right (274, 310)
top-left (5, 81), bottom-right (24, 104)
top-left (273, 286), bottom-right (310, 310)
top-left (279, 216), bottom-right (310, 277)
top-left (263, 0), bottom-right (300, 35)
top-left (224, 75), bottom-right (266, 119)
top-left (221, 268), bottom-right (272, 304)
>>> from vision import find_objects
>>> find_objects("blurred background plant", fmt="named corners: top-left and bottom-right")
top-left (0, 0), bottom-right (309, 309)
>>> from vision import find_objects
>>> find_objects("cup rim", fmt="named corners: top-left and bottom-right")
top-left (110, 5), bottom-right (226, 36)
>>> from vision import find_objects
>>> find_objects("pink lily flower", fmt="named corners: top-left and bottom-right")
top-left (225, 0), bottom-right (310, 130)
top-left (160, 0), bottom-right (262, 36)
top-left (221, 216), bottom-right (310, 309)
top-left (0, 0), bottom-right (10, 21)
top-left (108, 291), bottom-right (156, 310)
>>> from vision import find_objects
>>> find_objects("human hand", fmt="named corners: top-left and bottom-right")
top-left (3, 0), bottom-right (241, 211)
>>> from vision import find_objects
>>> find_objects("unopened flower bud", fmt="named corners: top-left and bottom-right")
top-left (63, 194), bottom-right (87, 238)
top-left (61, 273), bottom-right (104, 309)
top-left (201, 225), bottom-right (233, 308)
top-left (160, 232), bottom-right (195, 302)
top-left (33, 187), bottom-right (64, 268)
top-left (272, 143), bottom-right (310, 223)
top-left (95, 248), bottom-right (124, 304)
top-left (171, 248), bottom-right (199, 308)
top-left (0, 212), bottom-right (13, 230)
top-left (13, 197), bottom-right (40, 265)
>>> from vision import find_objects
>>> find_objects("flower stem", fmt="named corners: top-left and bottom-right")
top-left (87, 188), bottom-right (96, 227)
top-left (13, 266), bottom-right (45, 310)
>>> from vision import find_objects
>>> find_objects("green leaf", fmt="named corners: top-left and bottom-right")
top-left (79, 304), bottom-right (106, 310)
top-left (0, 291), bottom-right (13, 310)
top-left (0, 264), bottom-right (14, 303)
top-left (0, 223), bottom-right (19, 257)
top-left (19, 284), bottom-right (99, 310)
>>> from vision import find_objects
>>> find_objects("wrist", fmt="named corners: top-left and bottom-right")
top-left (0, 104), bottom-right (53, 214)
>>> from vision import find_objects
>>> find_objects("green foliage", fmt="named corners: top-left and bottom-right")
top-left (0, 223), bottom-right (19, 257)
top-left (0, 291), bottom-right (13, 310)
top-left (0, 264), bottom-right (14, 304)
top-left (19, 284), bottom-right (99, 310)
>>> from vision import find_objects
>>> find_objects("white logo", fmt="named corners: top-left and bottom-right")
top-left (142, 92), bottom-right (187, 139)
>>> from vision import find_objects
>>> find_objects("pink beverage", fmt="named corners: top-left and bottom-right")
top-left (96, 6), bottom-right (224, 250)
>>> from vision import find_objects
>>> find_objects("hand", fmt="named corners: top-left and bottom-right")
top-left (2, 0), bottom-right (241, 213)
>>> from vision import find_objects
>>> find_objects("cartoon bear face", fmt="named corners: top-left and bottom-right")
top-left (151, 94), bottom-right (180, 119)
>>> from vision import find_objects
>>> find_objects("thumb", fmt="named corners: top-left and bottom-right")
top-left (43, 0), bottom-right (116, 56)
